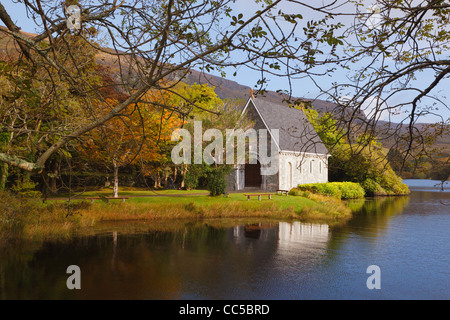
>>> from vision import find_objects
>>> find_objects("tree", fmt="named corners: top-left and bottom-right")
top-left (304, 107), bottom-right (410, 196)
top-left (77, 98), bottom-right (140, 197)
top-left (317, 0), bottom-right (450, 168)
top-left (77, 90), bottom-right (183, 196)
top-left (0, 28), bottom-right (101, 192)
top-left (429, 159), bottom-right (450, 190)
top-left (176, 95), bottom-right (254, 191)
top-left (132, 89), bottom-right (184, 188)
top-left (2, 0), bottom-right (448, 179)
top-left (0, 0), bottom-right (345, 174)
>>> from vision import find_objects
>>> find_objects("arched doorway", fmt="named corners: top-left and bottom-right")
top-left (245, 161), bottom-right (262, 188)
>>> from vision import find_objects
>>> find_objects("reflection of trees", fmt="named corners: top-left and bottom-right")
top-left (0, 240), bottom-right (45, 299)
top-left (326, 196), bottom-right (410, 255)
top-left (6, 201), bottom-right (426, 299)
top-left (0, 221), bottom-right (280, 299)
top-left (349, 196), bottom-right (411, 232)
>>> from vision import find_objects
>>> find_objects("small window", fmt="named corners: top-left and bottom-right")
top-left (310, 160), bottom-right (313, 173)
top-left (319, 161), bottom-right (322, 174)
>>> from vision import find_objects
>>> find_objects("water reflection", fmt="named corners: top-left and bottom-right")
top-left (0, 221), bottom-right (332, 299)
top-left (344, 196), bottom-right (411, 235)
top-left (279, 222), bottom-right (329, 245)
top-left (277, 222), bottom-right (329, 266)
top-left (1, 191), bottom-right (449, 299)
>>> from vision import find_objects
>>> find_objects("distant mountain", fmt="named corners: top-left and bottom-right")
top-left (184, 67), bottom-right (342, 112)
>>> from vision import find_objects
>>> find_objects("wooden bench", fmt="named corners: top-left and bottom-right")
top-left (276, 189), bottom-right (289, 196)
top-left (244, 193), bottom-right (274, 201)
top-left (86, 196), bottom-right (130, 203)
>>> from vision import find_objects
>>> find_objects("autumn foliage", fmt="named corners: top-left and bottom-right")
top-left (77, 88), bottom-right (183, 196)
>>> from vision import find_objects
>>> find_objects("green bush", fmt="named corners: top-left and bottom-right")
top-left (10, 176), bottom-right (42, 198)
top-left (184, 170), bottom-right (200, 190)
top-left (361, 178), bottom-right (385, 196)
top-left (337, 182), bottom-right (366, 199)
top-left (206, 173), bottom-right (227, 196)
top-left (316, 183), bottom-right (342, 198)
top-left (294, 182), bottom-right (365, 199)
top-left (378, 171), bottom-right (410, 195)
top-left (206, 166), bottom-right (231, 196)
top-left (361, 173), bottom-right (409, 196)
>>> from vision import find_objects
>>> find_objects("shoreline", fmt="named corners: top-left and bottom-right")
top-left (1, 190), bottom-right (354, 242)
top-left (3, 184), bottom-right (421, 243)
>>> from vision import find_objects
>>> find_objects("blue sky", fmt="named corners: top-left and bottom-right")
top-left (2, 0), bottom-right (449, 124)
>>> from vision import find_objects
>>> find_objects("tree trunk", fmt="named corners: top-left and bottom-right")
top-left (113, 162), bottom-right (119, 198)
top-left (0, 153), bottom-right (42, 172)
top-left (50, 173), bottom-right (57, 193)
top-left (180, 164), bottom-right (187, 189)
top-left (156, 172), bottom-right (161, 188)
top-left (173, 165), bottom-right (177, 183)
top-left (153, 174), bottom-right (158, 188)
top-left (49, 162), bottom-right (58, 194)
top-left (163, 167), bottom-right (169, 187)
top-left (0, 162), bottom-right (8, 190)
top-left (0, 124), bottom-right (14, 189)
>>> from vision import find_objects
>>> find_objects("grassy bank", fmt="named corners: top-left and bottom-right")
top-left (0, 189), bottom-right (353, 241)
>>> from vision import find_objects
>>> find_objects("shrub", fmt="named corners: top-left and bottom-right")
top-left (0, 191), bottom-right (39, 235)
top-left (337, 182), bottom-right (366, 199)
top-left (206, 166), bottom-right (230, 196)
top-left (378, 171), bottom-right (410, 195)
top-left (10, 178), bottom-right (42, 198)
top-left (361, 174), bottom-right (409, 196)
top-left (184, 170), bottom-right (200, 190)
top-left (288, 188), bottom-right (309, 197)
top-left (361, 178), bottom-right (385, 196)
top-left (293, 182), bottom-right (365, 199)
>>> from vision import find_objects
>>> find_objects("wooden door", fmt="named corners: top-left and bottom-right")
top-left (245, 162), bottom-right (262, 187)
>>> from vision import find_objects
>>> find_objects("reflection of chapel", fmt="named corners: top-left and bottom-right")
top-left (226, 97), bottom-right (330, 191)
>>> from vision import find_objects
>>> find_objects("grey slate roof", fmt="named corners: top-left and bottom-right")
top-left (246, 97), bottom-right (330, 155)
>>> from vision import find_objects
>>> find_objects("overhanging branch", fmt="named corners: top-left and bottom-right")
top-left (0, 153), bottom-right (42, 172)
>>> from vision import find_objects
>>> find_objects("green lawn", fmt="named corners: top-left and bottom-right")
top-left (54, 187), bottom-right (209, 198)
top-left (123, 191), bottom-right (317, 210)
top-left (50, 188), bottom-right (346, 218)
top-left (62, 189), bottom-right (353, 225)
top-left (66, 188), bottom-right (317, 211)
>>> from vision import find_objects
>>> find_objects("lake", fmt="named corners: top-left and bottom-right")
top-left (0, 179), bottom-right (449, 300)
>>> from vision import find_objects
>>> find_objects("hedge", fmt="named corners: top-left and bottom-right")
top-left (290, 182), bottom-right (366, 199)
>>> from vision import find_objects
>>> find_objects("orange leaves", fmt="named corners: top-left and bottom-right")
top-left (76, 81), bottom-right (220, 178)
top-left (77, 91), bottom-right (183, 174)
